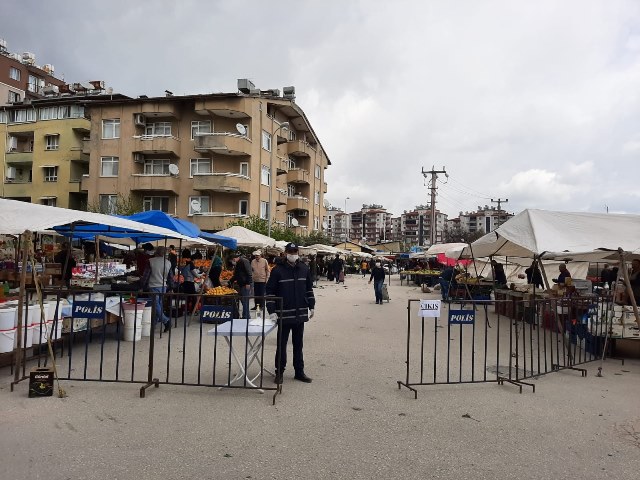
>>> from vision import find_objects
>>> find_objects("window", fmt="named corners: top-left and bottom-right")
top-left (314, 191), bottom-right (320, 205)
top-left (261, 131), bottom-right (272, 152)
top-left (8, 109), bottom-right (34, 123)
top-left (315, 164), bottom-right (321, 179)
top-left (145, 122), bottom-right (172, 136)
top-left (288, 184), bottom-right (296, 197)
top-left (100, 194), bottom-right (118, 214)
top-left (188, 196), bottom-right (210, 215)
top-left (100, 156), bottom-right (119, 177)
top-left (143, 158), bottom-right (170, 175)
top-left (261, 165), bottom-right (270, 186)
top-left (9, 67), bottom-right (20, 81)
top-left (0, 111), bottom-right (6, 124)
top-left (8, 91), bottom-right (21, 103)
top-left (239, 200), bottom-right (248, 216)
top-left (239, 162), bottom-right (249, 177)
top-left (285, 156), bottom-right (296, 169)
top-left (288, 130), bottom-right (296, 141)
top-left (102, 119), bottom-right (120, 139)
top-left (45, 135), bottom-right (59, 151)
top-left (260, 201), bottom-right (270, 220)
top-left (190, 158), bottom-right (212, 177)
top-left (191, 120), bottom-right (211, 139)
top-left (39, 106), bottom-right (71, 120)
top-left (43, 166), bottom-right (58, 182)
top-left (143, 196), bottom-right (169, 212)
top-left (314, 216), bottom-right (319, 230)
top-left (41, 198), bottom-right (56, 207)
top-left (28, 75), bottom-right (39, 93)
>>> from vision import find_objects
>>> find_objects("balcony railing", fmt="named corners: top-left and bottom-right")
top-left (193, 133), bottom-right (252, 156)
top-left (286, 168), bottom-right (310, 184)
top-left (193, 173), bottom-right (251, 193)
top-left (286, 195), bottom-right (310, 212)
top-left (130, 174), bottom-right (180, 193)
top-left (132, 135), bottom-right (181, 155)
top-left (286, 140), bottom-right (316, 157)
top-left (5, 151), bottom-right (33, 163)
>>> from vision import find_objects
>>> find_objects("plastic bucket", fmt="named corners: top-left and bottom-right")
top-left (122, 303), bottom-right (144, 342)
top-left (0, 328), bottom-right (15, 353)
top-left (14, 325), bottom-right (34, 349)
top-left (46, 320), bottom-right (62, 341)
top-left (141, 306), bottom-right (152, 337)
top-left (0, 306), bottom-right (17, 330)
top-left (33, 321), bottom-right (46, 345)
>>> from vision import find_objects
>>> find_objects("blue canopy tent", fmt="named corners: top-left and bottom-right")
top-left (199, 231), bottom-right (237, 250)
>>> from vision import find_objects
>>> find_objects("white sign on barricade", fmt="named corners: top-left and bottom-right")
top-left (418, 299), bottom-right (441, 318)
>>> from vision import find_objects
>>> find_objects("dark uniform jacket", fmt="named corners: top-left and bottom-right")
top-left (266, 259), bottom-right (315, 326)
top-left (229, 257), bottom-right (252, 287)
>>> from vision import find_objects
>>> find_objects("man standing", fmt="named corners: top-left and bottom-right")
top-left (332, 254), bottom-right (344, 284)
top-left (229, 251), bottom-right (252, 320)
top-left (368, 260), bottom-right (386, 304)
top-left (266, 243), bottom-right (315, 384)
top-left (251, 250), bottom-right (270, 310)
top-left (144, 246), bottom-right (172, 332)
top-left (54, 242), bottom-right (76, 288)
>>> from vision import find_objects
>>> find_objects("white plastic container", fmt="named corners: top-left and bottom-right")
top-left (141, 305), bottom-right (152, 337)
top-left (14, 324), bottom-right (34, 349)
top-left (122, 303), bottom-right (144, 342)
top-left (46, 319), bottom-right (63, 341)
top-left (0, 328), bottom-right (15, 353)
top-left (0, 306), bottom-right (17, 330)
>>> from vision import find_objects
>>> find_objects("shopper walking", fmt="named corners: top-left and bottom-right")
top-left (368, 261), bottom-right (386, 304)
top-left (266, 243), bottom-right (315, 384)
top-left (229, 251), bottom-right (252, 320)
top-left (251, 249), bottom-right (270, 310)
top-left (144, 246), bottom-right (172, 332)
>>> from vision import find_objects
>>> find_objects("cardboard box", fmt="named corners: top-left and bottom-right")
top-left (29, 367), bottom-right (54, 397)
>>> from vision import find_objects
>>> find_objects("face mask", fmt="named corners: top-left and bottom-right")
top-left (286, 254), bottom-right (299, 263)
top-left (375, 262), bottom-right (381, 268)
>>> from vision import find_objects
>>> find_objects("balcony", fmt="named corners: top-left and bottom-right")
top-left (68, 180), bottom-right (83, 193)
top-left (287, 140), bottom-right (315, 158)
top-left (275, 189), bottom-right (288, 206)
top-left (286, 195), bottom-right (310, 212)
top-left (275, 156), bottom-right (289, 175)
top-left (3, 181), bottom-right (32, 198)
top-left (193, 133), bottom-right (251, 156)
top-left (190, 213), bottom-right (247, 231)
top-left (139, 103), bottom-right (181, 118)
top-left (193, 173), bottom-right (250, 193)
top-left (5, 151), bottom-right (33, 164)
top-left (286, 168), bottom-right (310, 184)
top-left (80, 174), bottom-right (90, 192)
top-left (130, 174), bottom-right (180, 194)
top-left (132, 135), bottom-right (181, 156)
top-left (82, 138), bottom-right (91, 155)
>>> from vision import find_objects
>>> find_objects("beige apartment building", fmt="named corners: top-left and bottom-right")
top-left (81, 82), bottom-right (330, 234)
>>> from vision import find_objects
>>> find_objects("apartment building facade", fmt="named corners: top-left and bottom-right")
top-left (400, 205), bottom-right (447, 247)
top-left (457, 205), bottom-right (513, 233)
top-left (81, 83), bottom-right (330, 233)
top-left (0, 97), bottom-right (97, 209)
top-left (0, 39), bottom-right (65, 107)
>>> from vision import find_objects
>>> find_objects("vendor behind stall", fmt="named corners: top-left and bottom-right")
top-left (491, 260), bottom-right (507, 286)
top-left (54, 242), bottom-right (76, 288)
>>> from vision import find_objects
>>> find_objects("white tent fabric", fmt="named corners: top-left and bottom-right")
top-left (214, 225), bottom-right (276, 248)
top-left (449, 209), bottom-right (640, 259)
top-left (426, 242), bottom-right (468, 255)
top-left (0, 198), bottom-right (197, 240)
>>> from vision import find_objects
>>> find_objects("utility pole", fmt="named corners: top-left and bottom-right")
top-left (422, 166), bottom-right (447, 245)
top-left (491, 198), bottom-right (508, 229)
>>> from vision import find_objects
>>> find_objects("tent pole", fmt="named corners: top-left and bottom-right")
top-left (13, 230), bottom-right (31, 386)
top-left (189, 244), bottom-right (218, 326)
top-left (619, 248), bottom-right (640, 329)
top-left (94, 235), bottom-right (100, 285)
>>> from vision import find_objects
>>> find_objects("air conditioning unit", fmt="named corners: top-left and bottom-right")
top-left (133, 153), bottom-right (144, 164)
top-left (6, 167), bottom-right (16, 180)
top-left (134, 114), bottom-right (146, 126)
top-left (298, 211), bottom-right (308, 217)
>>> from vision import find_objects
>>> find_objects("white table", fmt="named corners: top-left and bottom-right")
top-left (207, 319), bottom-right (277, 390)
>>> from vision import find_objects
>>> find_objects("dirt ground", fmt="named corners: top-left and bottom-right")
top-left (1, 274), bottom-right (639, 480)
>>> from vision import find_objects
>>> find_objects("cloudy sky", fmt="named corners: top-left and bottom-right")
top-left (3, 0), bottom-right (640, 218)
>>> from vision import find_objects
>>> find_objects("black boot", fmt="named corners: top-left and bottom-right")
top-left (294, 372), bottom-right (312, 383)
top-left (274, 372), bottom-right (283, 384)
top-left (163, 322), bottom-right (171, 333)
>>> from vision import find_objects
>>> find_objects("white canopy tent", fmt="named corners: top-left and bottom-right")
top-left (214, 226), bottom-right (276, 248)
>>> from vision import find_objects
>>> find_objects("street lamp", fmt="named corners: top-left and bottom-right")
top-left (344, 197), bottom-right (350, 241)
top-left (268, 121), bottom-right (289, 239)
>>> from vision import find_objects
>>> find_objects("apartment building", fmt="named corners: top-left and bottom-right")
top-left (81, 80), bottom-right (330, 234)
top-left (324, 206), bottom-right (348, 242)
top-left (400, 205), bottom-right (447, 247)
top-left (457, 205), bottom-right (513, 233)
top-left (0, 95), bottom-right (111, 209)
top-left (0, 39), bottom-right (65, 107)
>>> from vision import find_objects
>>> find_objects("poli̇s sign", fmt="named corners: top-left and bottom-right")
top-left (200, 305), bottom-right (233, 324)
top-left (448, 309), bottom-right (475, 325)
top-left (72, 301), bottom-right (105, 319)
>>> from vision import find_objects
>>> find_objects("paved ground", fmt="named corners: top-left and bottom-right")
top-left (1, 274), bottom-right (640, 480)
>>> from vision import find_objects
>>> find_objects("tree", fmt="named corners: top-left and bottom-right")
top-left (441, 225), bottom-right (485, 244)
top-left (85, 193), bottom-right (143, 215)
top-left (225, 215), bottom-right (332, 245)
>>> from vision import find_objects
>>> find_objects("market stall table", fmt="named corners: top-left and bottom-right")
top-left (207, 319), bottom-right (277, 391)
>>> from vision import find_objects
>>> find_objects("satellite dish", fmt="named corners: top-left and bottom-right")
top-left (235, 123), bottom-right (247, 136)
top-left (168, 164), bottom-right (179, 176)
top-left (322, 221), bottom-right (328, 229)
top-left (323, 199), bottom-right (330, 208)
top-left (190, 199), bottom-right (201, 213)
top-left (291, 218), bottom-right (299, 227)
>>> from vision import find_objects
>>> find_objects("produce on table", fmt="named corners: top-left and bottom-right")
top-left (220, 269), bottom-right (233, 280)
top-left (205, 286), bottom-right (237, 296)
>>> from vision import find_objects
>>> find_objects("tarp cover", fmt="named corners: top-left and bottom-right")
top-left (450, 209), bottom-right (640, 259)
top-left (214, 225), bottom-right (276, 248)
top-left (0, 199), bottom-right (194, 240)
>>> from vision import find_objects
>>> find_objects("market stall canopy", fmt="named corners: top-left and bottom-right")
top-left (449, 209), bottom-right (640, 259)
top-left (214, 225), bottom-right (276, 248)
top-left (123, 211), bottom-right (201, 238)
top-left (426, 243), bottom-right (468, 255)
top-left (199, 232), bottom-right (237, 250)
top-left (0, 198), bottom-right (196, 241)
